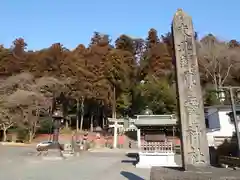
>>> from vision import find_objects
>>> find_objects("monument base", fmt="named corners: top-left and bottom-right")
top-left (136, 152), bottom-right (179, 169)
top-left (150, 166), bottom-right (240, 180)
top-left (42, 143), bottom-right (64, 160)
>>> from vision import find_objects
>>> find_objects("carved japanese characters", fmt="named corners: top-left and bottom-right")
top-left (172, 9), bottom-right (210, 168)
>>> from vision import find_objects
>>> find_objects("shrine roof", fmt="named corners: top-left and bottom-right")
top-left (134, 114), bottom-right (177, 126)
top-left (107, 114), bottom-right (178, 126)
top-left (205, 105), bottom-right (240, 111)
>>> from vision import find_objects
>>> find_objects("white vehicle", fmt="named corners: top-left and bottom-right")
top-left (36, 141), bottom-right (52, 151)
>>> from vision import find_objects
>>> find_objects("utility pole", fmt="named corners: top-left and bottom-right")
top-left (220, 86), bottom-right (240, 157)
top-left (229, 87), bottom-right (240, 157)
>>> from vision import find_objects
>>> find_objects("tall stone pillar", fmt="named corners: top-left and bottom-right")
top-left (172, 9), bottom-right (210, 169)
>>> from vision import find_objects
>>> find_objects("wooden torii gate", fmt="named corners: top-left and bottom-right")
top-left (108, 114), bottom-right (178, 149)
top-left (107, 117), bottom-right (137, 148)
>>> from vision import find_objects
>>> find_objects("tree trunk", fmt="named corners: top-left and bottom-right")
top-left (80, 97), bottom-right (84, 131)
top-left (112, 86), bottom-right (116, 119)
top-left (65, 120), bottom-right (69, 129)
top-left (102, 116), bottom-right (105, 127)
top-left (76, 99), bottom-right (79, 132)
top-left (28, 122), bottom-right (37, 144)
top-left (80, 113), bottom-right (84, 131)
top-left (102, 105), bottom-right (106, 127)
top-left (90, 115), bottom-right (94, 132)
top-left (28, 130), bottom-right (34, 143)
top-left (2, 128), bottom-right (7, 142)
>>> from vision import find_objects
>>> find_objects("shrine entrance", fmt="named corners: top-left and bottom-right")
top-left (134, 114), bottom-right (179, 168)
top-left (107, 114), bottom-right (179, 151)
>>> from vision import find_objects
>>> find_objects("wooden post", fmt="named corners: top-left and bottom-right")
top-left (173, 126), bottom-right (175, 138)
top-left (112, 87), bottom-right (118, 148)
top-left (137, 128), bottom-right (141, 149)
top-left (113, 121), bottom-right (118, 148)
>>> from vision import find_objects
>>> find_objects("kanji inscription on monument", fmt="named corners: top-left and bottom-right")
top-left (172, 9), bottom-right (210, 168)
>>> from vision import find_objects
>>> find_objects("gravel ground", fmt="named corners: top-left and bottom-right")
top-left (0, 145), bottom-right (150, 180)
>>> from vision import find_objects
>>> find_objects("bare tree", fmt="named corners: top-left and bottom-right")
top-left (34, 76), bottom-right (67, 112)
top-left (0, 72), bottom-right (34, 95)
top-left (0, 72), bottom-right (67, 142)
top-left (34, 76), bottom-right (66, 95)
top-left (198, 35), bottom-right (240, 89)
top-left (0, 73), bottom-right (34, 141)
top-left (4, 90), bottom-right (46, 142)
top-left (0, 105), bottom-right (20, 141)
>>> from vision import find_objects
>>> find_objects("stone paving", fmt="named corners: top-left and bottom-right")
top-left (0, 146), bottom-right (150, 180)
top-left (150, 166), bottom-right (240, 180)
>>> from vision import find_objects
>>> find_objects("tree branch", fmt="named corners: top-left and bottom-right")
top-left (221, 64), bottom-right (233, 86)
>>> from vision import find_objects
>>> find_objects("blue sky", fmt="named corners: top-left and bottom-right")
top-left (1, 0), bottom-right (239, 50)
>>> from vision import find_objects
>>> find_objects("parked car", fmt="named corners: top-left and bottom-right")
top-left (36, 141), bottom-right (52, 151)
top-left (36, 141), bottom-right (64, 151)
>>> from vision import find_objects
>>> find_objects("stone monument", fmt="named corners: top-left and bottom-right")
top-left (172, 9), bottom-right (210, 169)
top-left (150, 9), bottom-right (240, 180)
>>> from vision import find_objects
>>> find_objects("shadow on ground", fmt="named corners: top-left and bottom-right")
top-left (121, 159), bottom-right (137, 165)
top-left (120, 171), bottom-right (145, 180)
top-left (162, 166), bottom-right (184, 171)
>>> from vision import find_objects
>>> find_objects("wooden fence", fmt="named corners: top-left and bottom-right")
top-left (141, 141), bottom-right (173, 153)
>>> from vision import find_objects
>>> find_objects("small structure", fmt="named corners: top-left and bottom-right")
top-left (134, 114), bottom-right (179, 168)
top-left (205, 105), bottom-right (240, 146)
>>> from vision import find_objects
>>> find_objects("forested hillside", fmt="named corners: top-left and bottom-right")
top-left (1, 30), bottom-right (240, 141)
